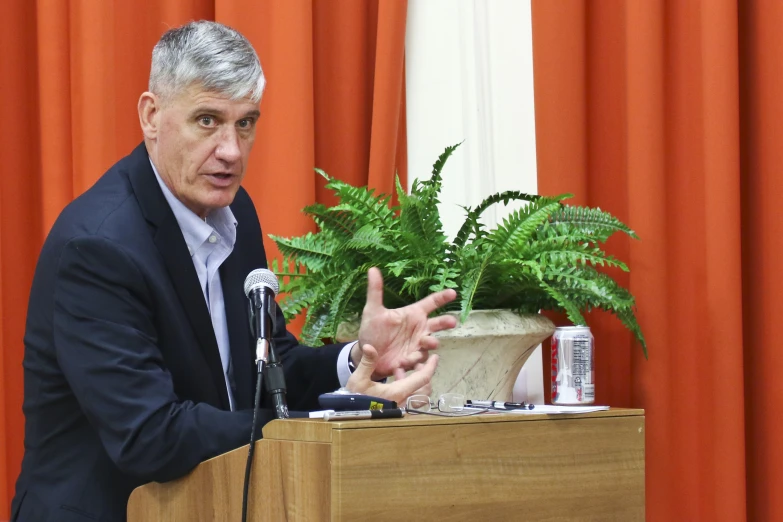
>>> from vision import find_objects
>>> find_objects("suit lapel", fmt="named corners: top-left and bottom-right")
top-left (126, 143), bottom-right (230, 410)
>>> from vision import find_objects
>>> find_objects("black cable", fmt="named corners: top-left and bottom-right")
top-left (241, 371), bottom-right (264, 522)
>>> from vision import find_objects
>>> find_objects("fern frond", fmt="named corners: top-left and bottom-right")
top-left (548, 205), bottom-right (638, 240)
top-left (395, 173), bottom-right (407, 206)
top-left (319, 170), bottom-right (396, 230)
top-left (616, 308), bottom-right (648, 357)
top-left (429, 266), bottom-right (460, 293)
top-left (277, 287), bottom-right (318, 321)
top-left (398, 194), bottom-right (447, 256)
top-left (487, 197), bottom-right (565, 259)
top-left (526, 240), bottom-right (630, 272)
top-left (539, 280), bottom-right (586, 325)
top-left (459, 257), bottom-right (494, 322)
top-left (345, 224), bottom-right (396, 253)
top-left (268, 233), bottom-right (333, 271)
top-left (326, 269), bottom-right (364, 339)
top-left (542, 266), bottom-right (626, 302)
top-left (533, 224), bottom-right (606, 248)
top-left (301, 302), bottom-right (331, 347)
top-left (452, 191), bottom-right (556, 251)
top-left (422, 142), bottom-right (462, 194)
top-left (303, 203), bottom-right (358, 239)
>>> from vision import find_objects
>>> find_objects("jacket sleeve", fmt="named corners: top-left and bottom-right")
top-left (270, 310), bottom-right (345, 410)
top-left (53, 235), bottom-right (272, 483)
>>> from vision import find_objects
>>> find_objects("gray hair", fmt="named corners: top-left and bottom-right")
top-left (149, 21), bottom-right (265, 102)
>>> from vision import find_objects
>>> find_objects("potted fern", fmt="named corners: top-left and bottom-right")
top-left (271, 144), bottom-right (646, 400)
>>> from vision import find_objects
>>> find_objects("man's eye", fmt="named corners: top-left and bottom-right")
top-left (238, 118), bottom-right (255, 129)
top-left (199, 116), bottom-right (215, 126)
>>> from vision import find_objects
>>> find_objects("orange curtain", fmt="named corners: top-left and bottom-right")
top-left (532, 1), bottom-right (783, 520)
top-left (0, 0), bottom-right (408, 517)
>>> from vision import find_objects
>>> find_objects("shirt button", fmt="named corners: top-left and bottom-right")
top-left (187, 245), bottom-right (193, 255)
top-left (209, 235), bottom-right (218, 244)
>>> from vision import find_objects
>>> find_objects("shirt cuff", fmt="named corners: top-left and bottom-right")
top-left (336, 341), bottom-right (359, 388)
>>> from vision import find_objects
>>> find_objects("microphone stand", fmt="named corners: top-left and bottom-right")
top-left (252, 290), bottom-right (289, 419)
top-left (242, 289), bottom-right (289, 522)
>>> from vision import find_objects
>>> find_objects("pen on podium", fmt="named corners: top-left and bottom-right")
top-left (323, 408), bottom-right (406, 421)
top-left (466, 400), bottom-right (535, 410)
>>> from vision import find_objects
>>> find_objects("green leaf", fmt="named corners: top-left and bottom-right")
top-left (345, 224), bottom-right (396, 253)
top-left (547, 205), bottom-right (638, 240)
top-left (269, 233), bottom-right (333, 271)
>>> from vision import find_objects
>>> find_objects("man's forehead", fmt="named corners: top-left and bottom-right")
top-left (169, 85), bottom-right (260, 112)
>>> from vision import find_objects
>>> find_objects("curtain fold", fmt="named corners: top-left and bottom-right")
top-left (739, 2), bottom-right (783, 521)
top-left (532, 1), bottom-right (779, 520)
top-left (0, 0), bottom-right (407, 516)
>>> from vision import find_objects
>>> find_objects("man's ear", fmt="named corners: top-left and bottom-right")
top-left (138, 92), bottom-right (161, 140)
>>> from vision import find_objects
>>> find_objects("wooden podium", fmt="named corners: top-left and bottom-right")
top-left (127, 408), bottom-right (644, 521)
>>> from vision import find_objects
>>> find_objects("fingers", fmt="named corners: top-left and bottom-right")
top-left (363, 267), bottom-right (384, 312)
top-left (426, 314), bottom-right (457, 334)
top-left (412, 379), bottom-right (432, 398)
top-left (419, 335), bottom-right (439, 351)
top-left (406, 350), bottom-right (426, 364)
top-left (386, 354), bottom-right (439, 401)
top-left (408, 362), bottom-right (433, 397)
top-left (398, 337), bottom-right (440, 371)
top-left (415, 288), bottom-right (457, 315)
top-left (349, 351), bottom-right (439, 404)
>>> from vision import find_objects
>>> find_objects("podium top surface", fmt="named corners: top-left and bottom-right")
top-left (262, 407), bottom-right (644, 443)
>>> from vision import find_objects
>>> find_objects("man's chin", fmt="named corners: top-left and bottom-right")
top-left (194, 186), bottom-right (237, 212)
top-left (209, 195), bottom-right (238, 210)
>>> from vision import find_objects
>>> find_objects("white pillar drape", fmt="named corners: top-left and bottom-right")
top-left (405, 0), bottom-right (542, 402)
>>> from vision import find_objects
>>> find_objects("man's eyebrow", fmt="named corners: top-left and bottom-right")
top-left (187, 107), bottom-right (260, 119)
top-left (189, 106), bottom-right (224, 118)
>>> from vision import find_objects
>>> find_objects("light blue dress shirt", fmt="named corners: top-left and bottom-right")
top-left (151, 160), bottom-right (354, 410)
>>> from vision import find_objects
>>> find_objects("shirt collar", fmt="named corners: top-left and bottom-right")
top-left (149, 159), bottom-right (238, 256)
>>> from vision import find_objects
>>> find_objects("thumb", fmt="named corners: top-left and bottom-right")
top-left (353, 343), bottom-right (379, 382)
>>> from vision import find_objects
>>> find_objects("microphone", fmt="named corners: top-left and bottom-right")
top-left (243, 268), bottom-right (288, 420)
top-left (243, 268), bottom-right (279, 371)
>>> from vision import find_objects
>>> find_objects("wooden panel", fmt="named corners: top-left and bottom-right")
top-left (272, 440), bottom-right (331, 520)
top-left (330, 415), bottom-right (645, 521)
top-left (129, 410), bottom-right (644, 521)
top-left (127, 440), bottom-right (331, 521)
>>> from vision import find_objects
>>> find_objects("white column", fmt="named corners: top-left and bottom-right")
top-left (405, 0), bottom-right (543, 403)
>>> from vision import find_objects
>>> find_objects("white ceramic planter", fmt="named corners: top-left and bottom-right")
top-left (338, 309), bottom-right (555, 401)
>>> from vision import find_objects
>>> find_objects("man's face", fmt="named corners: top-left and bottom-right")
top-left (148, 86), bottom-right (260, 218)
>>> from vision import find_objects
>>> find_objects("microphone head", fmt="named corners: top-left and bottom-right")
top-left (243, 268), bottom-right (279, 297)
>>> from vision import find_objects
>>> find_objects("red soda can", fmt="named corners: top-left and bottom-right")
top-left (551, 326), bottom-right (595, 405)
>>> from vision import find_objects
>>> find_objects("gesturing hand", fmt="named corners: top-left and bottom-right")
top-left (355, 267), bottom-right (457, 379)
top-left (346, 343), bottom-right (437, 404)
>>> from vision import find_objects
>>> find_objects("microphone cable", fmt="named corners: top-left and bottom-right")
top-left (241, 369), bottom-right (264, 522)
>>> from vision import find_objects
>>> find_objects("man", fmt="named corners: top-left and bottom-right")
top-left (11, 21), bottom-right (456, 522)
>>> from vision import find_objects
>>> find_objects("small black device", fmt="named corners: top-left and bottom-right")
top-left (319, 388), bottom-right (397, 411)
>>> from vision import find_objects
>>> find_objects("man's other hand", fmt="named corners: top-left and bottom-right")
top-left (345, 343), bottom-right (437, 404)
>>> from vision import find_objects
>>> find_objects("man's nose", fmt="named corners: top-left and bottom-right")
top-left (214, 127), bottom-right (241, 163)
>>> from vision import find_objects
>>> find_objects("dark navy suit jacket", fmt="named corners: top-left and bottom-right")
top-left (11, 143), bottom-right (343, 521)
